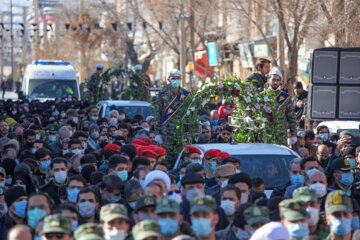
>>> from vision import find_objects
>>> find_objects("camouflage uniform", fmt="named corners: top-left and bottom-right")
top-left (265, 88), bottom-right (297, 144)
top-left (243, 206), bottom-right (270, 227)
top-left (100, 203), bottom-right (129, 222)
top-left (279, 199), bottom-right (310, 222)
top-left (155, 84), bottom-right (188, 164)
top-left (132, 220), bottom-right (162, 240)
top-left (74, 223), bottom-right (104, 240)
top-left (40, 214), bottom-right (72, 235)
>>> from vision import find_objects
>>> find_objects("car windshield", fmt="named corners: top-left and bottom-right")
top-left (232, 154), bottom-right (298, 189)
top-left (105, 105), bottom-right (154, 118)
top-left (29, 79), bottom-right (79, 99)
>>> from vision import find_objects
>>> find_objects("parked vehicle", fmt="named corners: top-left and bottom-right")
top-left (96, 100), bottom-right (154, 118)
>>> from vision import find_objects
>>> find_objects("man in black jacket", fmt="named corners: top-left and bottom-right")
top-left (292, 82), bottom-right (308, 131)
top-left (245, 58), bottom-right (271, 91)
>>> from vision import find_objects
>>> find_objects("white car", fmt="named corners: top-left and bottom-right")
top-left (316, 120), bottom-right (360, 136)
top-left (96, 100), bottom-right (154, 118)
top-left (174, 143), bottom-right (301, 198)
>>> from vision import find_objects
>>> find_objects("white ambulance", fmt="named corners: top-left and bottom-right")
top-left (22, 60), bottom-right (80, 100)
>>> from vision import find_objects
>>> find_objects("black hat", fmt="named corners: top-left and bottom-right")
top-left (80, 154), bottom-right (97, 165)
top-left (4, 186), bottom-right (27, 207)
top-left (293, 82), bottom-right (303, 89)
top-left (228, 173), bottom-right (252, 189)
top-left (181, 172), bottom-right (204, 186)
top-left (1, 158), bottom-right (16, 176)
top-left (120, 144), bottom-right (137, 161)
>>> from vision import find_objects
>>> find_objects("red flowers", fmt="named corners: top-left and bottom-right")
top-left (231, 89), bottom-right (240, 97)
top-left (269, 117), bottom-right (274, 123)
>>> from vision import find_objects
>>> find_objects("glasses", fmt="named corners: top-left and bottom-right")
top-left (168, 190), bottom-right (180, 195)
top-left (45, 233), bottom-right (65, 239)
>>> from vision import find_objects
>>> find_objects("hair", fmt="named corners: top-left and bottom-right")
top-left (34, 148), bottom-right (51, 160)
top-left (255, 58), bottom-right (271, 70)
top-left (221, 157), bottom-right (240, 166)
top-left (300, 156), bottom-right (319, 170)
top-left (118, 123), bottom-right (130, 131)
top-left (72, 130), bottom-right (88, 139)
top-left (28, 191), bottom-right (55, 214)
top-left (68, 138), bottom-right (82, 148)
top-left (132, 156), bottom-right (150, 169)
top-left (145, 182), bottom-right (164, 196)
top-left (220, 124), bottom-right (233, 133)
top-left (68, 175), bottom-right (87, 187)
top-left (100, 175), bottom-right (123, 193)
top-left (124, 179), bottom-right (143, 199)
top-left (290, 158), bottom-right (302, 166)
top-left (23, 129), bottom-right (36, 139)
top-left (108, 154), bottom-right (129, 170)
top-left (304, 130), bottom-right (315, 140)
top-left (77, 187), bottom-right (97, 203)
top-left (50, 157), bottom-right (68, 169)
top-left (185, 163), bottom-right (203, 174)
top-left (316, 126), bottom-right (329, 135)
top-left (134, 167), bottom-right (150, 179)
top-left (252, 177), bottom-right (265, 188)
top-left (221, 184), bottom-right (241, 200)
top-left (155, 161), bottom-right (169, 171)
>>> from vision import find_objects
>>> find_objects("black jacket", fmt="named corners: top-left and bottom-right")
top-left (40, 178), bottom-right (68, 204)
top-left (292, 91), bottom-right (308, 129)
top-left (245, 72), bottom-right (267, 91)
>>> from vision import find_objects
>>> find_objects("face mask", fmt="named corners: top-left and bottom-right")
top-left (210, 120), bottom-right (218, 125)
top-left (0, 203), bottom-right (8, 216)
top-left (91, 131), bottom-right (100, 139)
top-left (109, 118), bottom-right (118, 125)
top-left (31, 148), bottom-right (36, 154)
top-left (210, 162), bottom-right (216, 171)
top-left (60, 113), bottom-right (67, 118)
top-left (144, 127), bottom-right (150, 132)
top-left (241, 192), bottom-right (249, 204)
top-left (158, 218), bottom-right (179, 236)
top-left (340, 172), bottom-right (354, 186)
top-left (186, 188), bottom-right (204, 202)
top-left (235, 228), bottom-right (250, 239)
top-left (27, 208), bottom-right (47, 229)
top-left (117, 170), bottom-right (128, 181)
top-left (319, 133), bottom-right (329, 142)
top-left (310, 183), bottom-right (327, 198)
top-left (191, 159), bottom-right (201, 164)
top-left (192, 218), bottom-right (212, 237)
top-left (139, 180), bottom-right (146, 190)
top-left (306, 206), bottom-right (320, 226)
top-left (330, 217), bottom-right (351, 236)
top-left (221, 200), bottom-right (236, 216)
top-left (49, 135), bottom-right (56, 142)
top-left (34, 235), bottom-right (42, 240)
top-left (79, 201), bottom-right (96, 218)
top-left (67, 188), bottom-right (80, 204)
top-left (291, 174), bottom-right (305, 185)
top-left (13, 184), bottom-right (26, 191)
top-left (138, 213), bottom-right (157, 221)
top-left (71, 149), bottom-right (82, 155)
top-left (83, 142), bottom-right (87, 149)
top-left (306, 168), bottom-right (318, 177)
top-left (91, 116), bottom-right (98, 122)
top-left (235, 169), bottom-right (241, 173)
top-left (221, 179), bottom-right (228, 188)
top-left (27, 141), bottom-right (34, 148)
top-left (119, 115), bottom-right (125, 120)
top-left (41, 160), bottom-right (51, 170)
top-left (55, 111), bottom-right (59, 116)
top-left (72, 220), bottom-right (78, 232)
top-left (36, 134), bottom-right (40, 140)
top-left (5, 178), bottom-right (12, 185)
top-left (352, 216), bottom-right (360, 231)
top-left (73, 117), bottom-right (78, 124)
top-left (14, 200), bottom-right (27, 218)
top-left (170, 79), bottom-right (181, 88)
top-left (105, 229), bottom-right (125, 240)
top-left (108, 194), bottom-right (122, 203)
top-left (168, 194), bottom-right (182, 204)
top-left (128, 201), bottom-right (136, 209)
top-left (11, 110), bottom-right (17, 115)
top-left (288, 222), bottom-right (309, 239)
top-left (54, 171), bottom-right (67, 184)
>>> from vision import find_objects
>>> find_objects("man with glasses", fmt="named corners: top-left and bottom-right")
top-left (40, 214), bottom-right (73, 240)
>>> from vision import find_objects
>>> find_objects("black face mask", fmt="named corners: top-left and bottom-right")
top-left (27, 141), bottom-right (34, 148)
top-left (99, 141), bottom-right (108, 148)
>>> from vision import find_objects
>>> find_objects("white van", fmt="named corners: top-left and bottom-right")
top-left (22, 60), bottom-right (80, 100)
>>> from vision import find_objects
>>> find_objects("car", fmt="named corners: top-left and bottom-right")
top-left (96, 100), bottom-right (154, 118)
top-left (316, 120), bottom-right (360, 137)
top-left (173, 143), bottom-right (301, 198)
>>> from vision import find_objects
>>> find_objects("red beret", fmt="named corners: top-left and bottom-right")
top-left (153, 146), bottom-right (166, 157)
top-left (204, 149), bottom-right (221, 160)
top-left (184, 145), bottom-right (201, 155)
top-left (104, 144), bottom-right (121, 152)
top-left (140, 148), bottom-right (158, 159)
top-left (217, 151), bottom-right (231, 161)
top-left (132, 137), bottom-right (152, 146)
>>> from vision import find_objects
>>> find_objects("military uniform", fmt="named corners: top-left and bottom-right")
top-left (100, 203), bottom-right (129, 222)
top-left (74, 222), bottom-right (104, 240)
top-left (265, 88), bottom-right (297, 144)
top-left (244, 206), bottom-right (270, 227)
top-left (40, 214), bottom-right (72, 236)
top-left (132, 220), bottom-right (162, 240)
top-left (155, 84), bottom-right (189, 164)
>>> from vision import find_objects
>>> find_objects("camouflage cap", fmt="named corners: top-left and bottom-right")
top-left (74, 223), bottom-right (104, 240)
top-left (244, 206), bottom-right (270, 226)
top-left (0, 167), bottom-right (6, 178)
top-left (0, 186), bottom-right (7, 196)
top-left (135, 195), bottom-right (157, 212)
top-left (293, 186), bottom-right (317, 203)
top-left (156, 199), bottom-right (180, 214)
top-left (100, 203), bottom-right (129, 222)
top-left (331, 157), bottom-right (354, 171)
top-left (325, 190), bottom-right (353, 215)
top-left (190, 195), bottom-right (216, 215)
top-left (40, 214), bottom-right (72, 235)
top-left (279, 199), bottom-right (310, 221)
top-left (47, 124), bottom-right (59, 133)
top-left (77, 234), bottom-right (105, 240)
top-left (132, 220), bottom-right (162, 240)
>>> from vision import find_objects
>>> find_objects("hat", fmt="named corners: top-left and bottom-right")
top-left (104, 144), bottom-right (121, 152)
top-left (181, 172), bottom-right (204, 186)
top-left (269, 68), bottom-right (283, 80)
top-left (96, 64), bottom-right (104, 69)
top-left (4, 186), bottom-right (27, 207)
top-left (153, 146), bottom-right (166, 157)
top-left (184, 145), bottom-right (201, 155)
top-left (190, 195), bottom-right (216, 215)
top-left (249, 221), bottom-right (289, 240)
top-left (134, 64), bottom-right (142, 71)
top-left (80, 154), bottom-right (97, 165)
top-left (293, 186), bottom-right (317, 203)
top-left (204, 149), bottom-right (221, 160)
top-left (144, 170), bottom-right (171, 190)
top-left (40, 214), bottom-right (72, 234)
top-left (139, 148), bottom-right (158, 159)
top-left (46, 124), bottom-right (59, 134)
top-left (217, 152), bottom-right (231, 162)
top-left (74, 223), bottom-right (104, 240)
top-left (132, 220), bottom-right (162, 240)
top-left (325, 190), bottom-right (353, 215)
top-left (120, 145), bottom-right (137, 160)
top-left (145, 116), bottom-right (154, 122)
top-left (214, 164), bottom-right (236, 177)
top-left (132, 137), bottom-right (152, 146)
top-left (1, 158), bottom-right (16, 176)
top-left (168, 69), bottom-right (182, 78)
top-left (331, 157), bottom-right (354, 171)
top-left (0, 186), bottom-right (7, 196)
top-left (293, 82), bottom-right (303, 89)
top-left (100, 203), bottom-right (128, 222)
top-left (156, 199), bottom-right (180, 214)
top-left (0, 167), bottom-right (6, 178)
top-left (135, 195), bottom-right (157, 212)
top-left (5, 118), bottom-right (17, 126)
top-left (279, 199), bottom-right (310, 221)
top-left (228, 173), bottom-right (252, 189)
top-left (78, 234), bottom-right (105, 240)
top-left (244, 206), bottom-right (270, 226)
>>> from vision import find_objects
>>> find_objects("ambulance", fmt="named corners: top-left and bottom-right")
top-left (22, 60), bottom-right (80, 100)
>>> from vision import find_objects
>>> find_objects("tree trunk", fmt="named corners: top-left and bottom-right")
top-left (126, 39), bottom-right (139, 66)
top-left (288, 46), bottom-right (299, 83)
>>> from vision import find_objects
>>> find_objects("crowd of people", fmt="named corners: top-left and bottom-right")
top-left (0, 62), bottom-right (359, 240)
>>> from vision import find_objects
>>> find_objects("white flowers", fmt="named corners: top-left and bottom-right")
top-left (245, 96), bottom-right (251, 103)
top-left (133, 82), bottom-right (138, 87)
top-left (245, 117), bottom-right (253, 124)
top-left (190, 107), bottom-right (195, 111)
top-left (264, 96), bottom-right (270, 102)
top-left (235, 82), bottom-right (241, 89)
top-left (186, 111), bottom-right (190, 115)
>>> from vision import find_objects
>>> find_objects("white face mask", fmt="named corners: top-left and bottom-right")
top-left (310, 183), bottom-right (327, 198)
top-left (54, 171), bottom-right (67, 184)
top-left (221, 179), bottom-right (229, 188)
top-left (168, 194), bottom-right (183, 204)
top-left (73, 117), bottom-right (78, 124)
top-left (306, 206), bottom-right (320, 226)
top-left (240, 193), bottom-right (249, 204)
top-left (79, 201), bottom-right (96, 218)
top-left (220, 200), bottom-right (236, 216)
top-left (186, 188), bottom-right (204, 202)
top-left (109, 117), bottom-right (118, 124)
top-left (63, 149), bottom-right (69, 156)
top-left (105, 229), bottom-right (125, 240)
top-left (71, 149), bottom-right (82, 155)
top-left (119, 115), bottom-right (125, 120)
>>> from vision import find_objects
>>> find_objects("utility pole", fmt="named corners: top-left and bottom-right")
top-left (10, 0), bottom-right (14, 83)
top-left (189, 0), bottom-right (195, 89)
top-left (79, 0), bottom-right (85, 83)
top-left (179, 4), bottom-right (187, 88)
top-left (21, 7), bottom-right (27, 66)
top-left (277, 19), bottom-right (285, 77)
top-left (34, 0), bottom-right (39, 58)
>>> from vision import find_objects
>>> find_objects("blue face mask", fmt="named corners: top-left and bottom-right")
top-left (192, 218), bottom-right (213, 237)
top-left (170, 80), bottom-right (181, 88)
top-left (352, 216), bottom-right (360, 231)
top-left (31, 148), bottom-right (36, 154)
top-left (34, 235), bottom-right (42, 240)
top-left (71, 220), bottom-right (78, 232)
top-left (288, 222), bottom-right (309, 239)
top-left (48, 135), bottom-right (56, 142)
top-left (108, 194), bottom-right (122, 203)
top-left (331, 217), bottom-right (351, 236)
top-left (210, 162), bottom-right (216, 171)
top-left (319, 133), bottom-right (329, 142)
top-left (5, 178), bottom-right (12, 185)
top-left (340, 172), bottom-right (354, 186)
top-left (67, 188), bottom-right (80, 204)
top-left (210, 120), bottom-right (218, 125)
top-left (54, 111), bottom-right (59, 116)
top-left (291, 174), bottom-right (305, 185)
top-left (91, 116), bottom-right (98, 122)
top-left (140, 180), bottom-right (146, 190)
top-left (306, 168), bottom-right (318, 177)
top-left (27, 208), bottom-right (47, 229)
top-left (117, 170), bottom-right (128, 181)
top-left (158, 218), bottom-right (179, 236)
top-left (41, 160), bottom-right (51, 170)
top-left (14, 200), bottom-right (27, 218)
